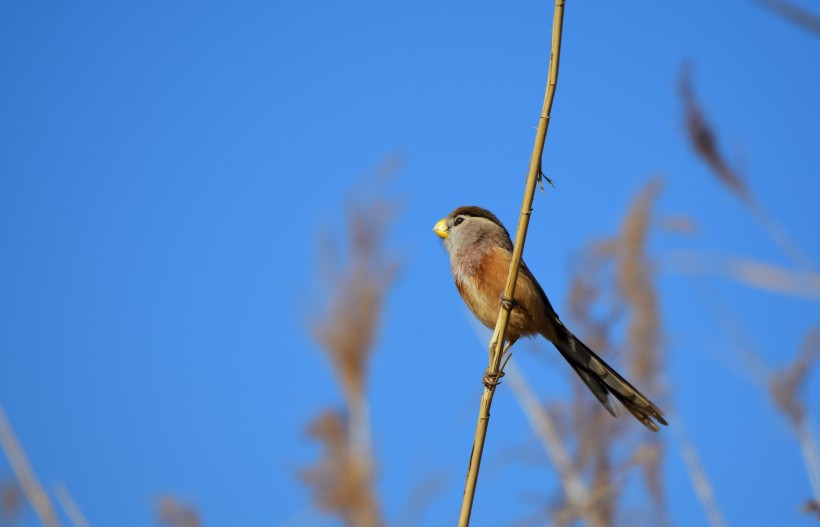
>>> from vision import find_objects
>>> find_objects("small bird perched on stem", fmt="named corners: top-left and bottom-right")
top-left (433, 206), bottom-right (667, 432)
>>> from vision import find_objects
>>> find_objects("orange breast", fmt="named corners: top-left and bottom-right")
top-left (454, 247), bottom-right (543, 341)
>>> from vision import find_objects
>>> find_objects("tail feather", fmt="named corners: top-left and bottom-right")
top-left (552, 327), bottom-right (667, 432)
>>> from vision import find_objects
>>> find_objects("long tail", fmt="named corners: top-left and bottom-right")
top-left (549, 326), bottom-right (668, 432)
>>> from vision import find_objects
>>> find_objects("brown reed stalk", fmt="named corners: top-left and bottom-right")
top-left (458, 2), bottom-right (566, 525)
top-left (0, 404), bottom-right (61, 527)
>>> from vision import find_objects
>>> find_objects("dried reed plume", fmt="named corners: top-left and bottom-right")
top-left (303, 169), bottom-right (399, 527)
top-left (678, 58), bottom-right (819, 515)
top-left (679, 66), bottom-right (748, 201)
top-left (0, 404), bottom-right (62, 527)
top-left (533, 179), bottom-right (668, 527)
top-left (679, 64), bottom-right (817, 275)
top-left (155, 495), bottom-right (201, 527)
top-left (303, 410), bottom-right (384, 527)
top-left (617, 179), bottom-right (663, 390)
top-left (615, 179), bottom-right (667, 512)
top-left (563, 238), bottom-right (622, 527)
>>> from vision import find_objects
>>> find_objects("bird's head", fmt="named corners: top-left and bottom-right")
top-left (433, 206), bottom-right (513, 254)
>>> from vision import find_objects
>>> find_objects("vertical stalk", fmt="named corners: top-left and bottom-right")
top-left (457, 1), bottom-right (567, 525)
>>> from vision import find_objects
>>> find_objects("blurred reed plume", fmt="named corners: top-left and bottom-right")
top-left (681, 57), bottom-right (820, 511)
top-left (679, 66), bottom-right (748, 201)
top-left (679, 59), bottom-right (820, 519)
top-left (521, 179), bottom-right (668, 527)
top-left (155, 495), bottom-right (200, 527)
top-left (680, 64), bottom-right (817, 276)
top-left (303, 410), bottom-right (384, 527)
top-left (614, 179), bottom-right (666, 511)
top-left (302, 162), bottom-right (400, 527)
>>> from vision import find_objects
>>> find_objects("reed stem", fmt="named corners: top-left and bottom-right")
top-left (457, 2), bottom-right (567, 525)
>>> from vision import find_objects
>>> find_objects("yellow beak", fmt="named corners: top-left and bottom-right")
top-left (433, 218), bottom-right (448, 238)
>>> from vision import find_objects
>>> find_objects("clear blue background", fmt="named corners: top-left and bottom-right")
top-left (1, 1), bottom-right (819, 526)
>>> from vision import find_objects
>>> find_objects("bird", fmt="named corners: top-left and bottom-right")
top-left (433, 205), bottom-right (667, 432)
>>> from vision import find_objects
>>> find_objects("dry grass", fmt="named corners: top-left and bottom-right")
top-left (302, 166), bottom-right (400, 527)
top-left (302, 411), bottom-right (383, 527)
top-left (310, 201), bottom-right (398, 415)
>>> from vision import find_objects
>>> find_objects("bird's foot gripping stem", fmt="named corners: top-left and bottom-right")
top-left (483, 340), bottom-right (514, 388)
top-left (482, 368), bottom-right (505, 388)
top-left (499, 293), bottom-right (518, 311)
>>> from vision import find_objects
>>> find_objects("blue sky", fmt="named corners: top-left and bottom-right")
top-left (1, 1), bottom-right (819, 526)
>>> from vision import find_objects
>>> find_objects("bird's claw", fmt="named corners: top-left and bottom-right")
top-left (482, 368), bottom-right (505, 388)
top-left (499, 294), bottom-right (518, 311)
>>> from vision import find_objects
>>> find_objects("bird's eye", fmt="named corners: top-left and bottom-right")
top-left (454, 217), bottom-right (465, 226)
